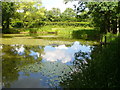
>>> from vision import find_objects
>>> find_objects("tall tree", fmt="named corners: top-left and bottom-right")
top-left (45, 8), bottom-right (61, 22)
top-left (15, 2), bottom-right (45, 28)
top-left (2, 2), bottom-right (15, 30)
top-left (61, 8), bottom-right (76, 21)
top-left (118, 1), bottom-right (120, 33)
top-left (86, 2), bottom-right (118, 34)
top-left (64, 0), bottom-right (120, 34)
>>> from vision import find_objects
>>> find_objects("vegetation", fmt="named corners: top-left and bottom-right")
top-left (2, 45), bottom-right (43, 87)
top-left (60, 35), bottom-right (120, 88)
top-left (2, 2), bottom-right (15, 30)
top-left (86, 2), bottom-right (120, 34)
top-left (2, 1), bottom-right (120, 35)
top-left (1, 0), bottom-right (120, 88)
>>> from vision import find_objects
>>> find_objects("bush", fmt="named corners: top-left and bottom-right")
top-left (29, 28), bottom-right (38, 33)
top-left (2, 28), bottom-right (20, 34)
top-left (29, 21), bottom-right (45, 28)
top-left (44, 22), bottom-right (93, 27)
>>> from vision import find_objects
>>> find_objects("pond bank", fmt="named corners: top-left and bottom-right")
top-left (1, 34), bottom-right (98, 46)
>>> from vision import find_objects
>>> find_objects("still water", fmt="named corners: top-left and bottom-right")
top-left (1, 41), bottom-right (94, 88)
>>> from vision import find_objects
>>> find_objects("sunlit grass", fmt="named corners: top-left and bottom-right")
top-left (1, 33), bottom-right (98, 46)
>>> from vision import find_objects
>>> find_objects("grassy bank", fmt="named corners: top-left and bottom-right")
top-left (24, 25), bottom-right (99, 41)
top-left (3, 25), bottom-right (99, 41)
top-left (60, 35), bottom-right (120, 88)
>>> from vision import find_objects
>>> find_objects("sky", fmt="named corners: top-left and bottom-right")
top-left (41, 0), bottom-right (78, 12)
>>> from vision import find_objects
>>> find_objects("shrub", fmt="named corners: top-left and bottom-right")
top-left (44, 22), bottom-right (93, 27)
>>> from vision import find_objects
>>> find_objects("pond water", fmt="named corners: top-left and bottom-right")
top-left (1, 34), bottom-right (95, 88)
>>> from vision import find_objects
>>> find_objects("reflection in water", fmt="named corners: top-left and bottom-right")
top-left (2, 41), bottom-right (93, 88)
top-left (29, 50), bottom-right (40, 59)
top-left (13, 45), bottom-right (25, 55)
top-left (42, 41), bottom-right (92, 64)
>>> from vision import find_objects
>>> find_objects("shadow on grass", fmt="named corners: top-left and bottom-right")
top-left (2, 36), bottom-right (13, 38)
top-left (33, 36), bottom-right (73, 41)
top-left (72, 29), bottom-right (100, 41)
top-left (2, 34), bottom-right (29, 38)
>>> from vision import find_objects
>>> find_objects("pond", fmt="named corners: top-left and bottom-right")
top-left (1, 34), bottom-right (95, 88)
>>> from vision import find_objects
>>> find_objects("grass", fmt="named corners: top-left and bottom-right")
top-left (3, 24), bottom-right (98, 41)
top-left (1, 25), bottom-right (100, 46)
top-left (28, 25), bottom-right (98, 41)
top-left (1, 33), bottom-right (98, 46)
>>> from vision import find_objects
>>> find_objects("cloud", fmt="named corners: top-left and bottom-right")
top-left (42, 0), bottom-right (78, 12)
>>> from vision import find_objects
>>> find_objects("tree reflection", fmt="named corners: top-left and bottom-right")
top-left (60, 49), bottom-right (93, 88)
top-left (2, 45), bottom-right (43, 88)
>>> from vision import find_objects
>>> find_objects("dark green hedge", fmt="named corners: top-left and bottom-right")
top-left (44, 22), bottom-right (93, 27)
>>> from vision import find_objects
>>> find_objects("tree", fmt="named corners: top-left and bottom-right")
top-left (0, 1), bottom-right (2, 28)
top-left (61, 8), bottom-right (76, 21)
top-left (15, 2), bottom-right (46, 28)
top-left (45, 8), bottom-right (61, 22)
top-left (86, 2), bottom-right (119, 34)
top-left (76, 11), bottom-right (90, 22)
top-left (64, 0), bottom-right (120, 34)
top-left (2, 2), bottom-right (16, 30)
top-left (118, 1), bottom-right (120, 33)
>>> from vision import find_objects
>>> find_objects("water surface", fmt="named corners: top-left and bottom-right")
top-left (1, 41), bottom-right (94, 88)
top-left (1, 34), bottom-right (96, 88)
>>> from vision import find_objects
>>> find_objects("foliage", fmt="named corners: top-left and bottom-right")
top-left (64, 1), bottom-right (120, 34)
top-left (101, 32), bottom-right (118, 43)
top-left (76, 11), bottom-right (91, 22)
top-left (44, 22), bottom-right (92, 27)
top-left (11, 20), bottom-right (23, 28)
top-left (27, 25), bottom-right (98, 41)
top-left (61, 8), bottom-right (76, 21)
top-left (86, 2), bottom-right (119, 34)
top-left (13, 2), bottom-right (46, 28)
top-left (61, 36), bottom-right (120, 88)
top-left (2, 45), bottom-right (43, 87)
top-left (45, 8), bottom-right (61, 22)
top-left (72, 29), bottom-right (100, 41)
top-left (2, 2), bottom-right (16, 31)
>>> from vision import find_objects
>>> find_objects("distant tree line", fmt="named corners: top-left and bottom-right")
top-left (2, 1), bottom-right (89, 32)
top-left (2, 1), bottom-right (120, 34)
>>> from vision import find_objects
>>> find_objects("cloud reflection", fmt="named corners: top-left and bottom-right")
top-left (42, 41), bottom-right (92, 63)
top-left (29, 50), bottom-right (40, 59)
top-left (15, 45), bottom-right (25, 55)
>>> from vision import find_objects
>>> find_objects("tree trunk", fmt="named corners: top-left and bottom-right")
top-left (107, 10), bottom-right (111, 32)
top-left (118, 1), bottom-right (120, 33)
top-left (6, 19), bottom-right (10, 29)
top-left (112, 18), bottom-right (117, 34)
top-left (117, 17), bottom-right (120, 33)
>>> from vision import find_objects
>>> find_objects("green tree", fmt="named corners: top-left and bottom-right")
top-left (2, 2), bottom-right (16, 31)
top-left (15, 2), bottom-right (45, 28)
top-left (86, 2), bottom-right (118, 34)
top-left (64, 1), bottom-right (120, 34)
top-left (45, 8), bottom-right (61, 22)
top-left (118, 1), bottom-right (120, 33)
top-left (61, 8), bottom-right (76, 21)
top-left (76, 10), bottom-right (90, 22)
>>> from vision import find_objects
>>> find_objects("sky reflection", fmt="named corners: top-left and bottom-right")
top-left (42, 41), bottom-right (92, 64)
top-left (29, 50), bottom-right (40, 59)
